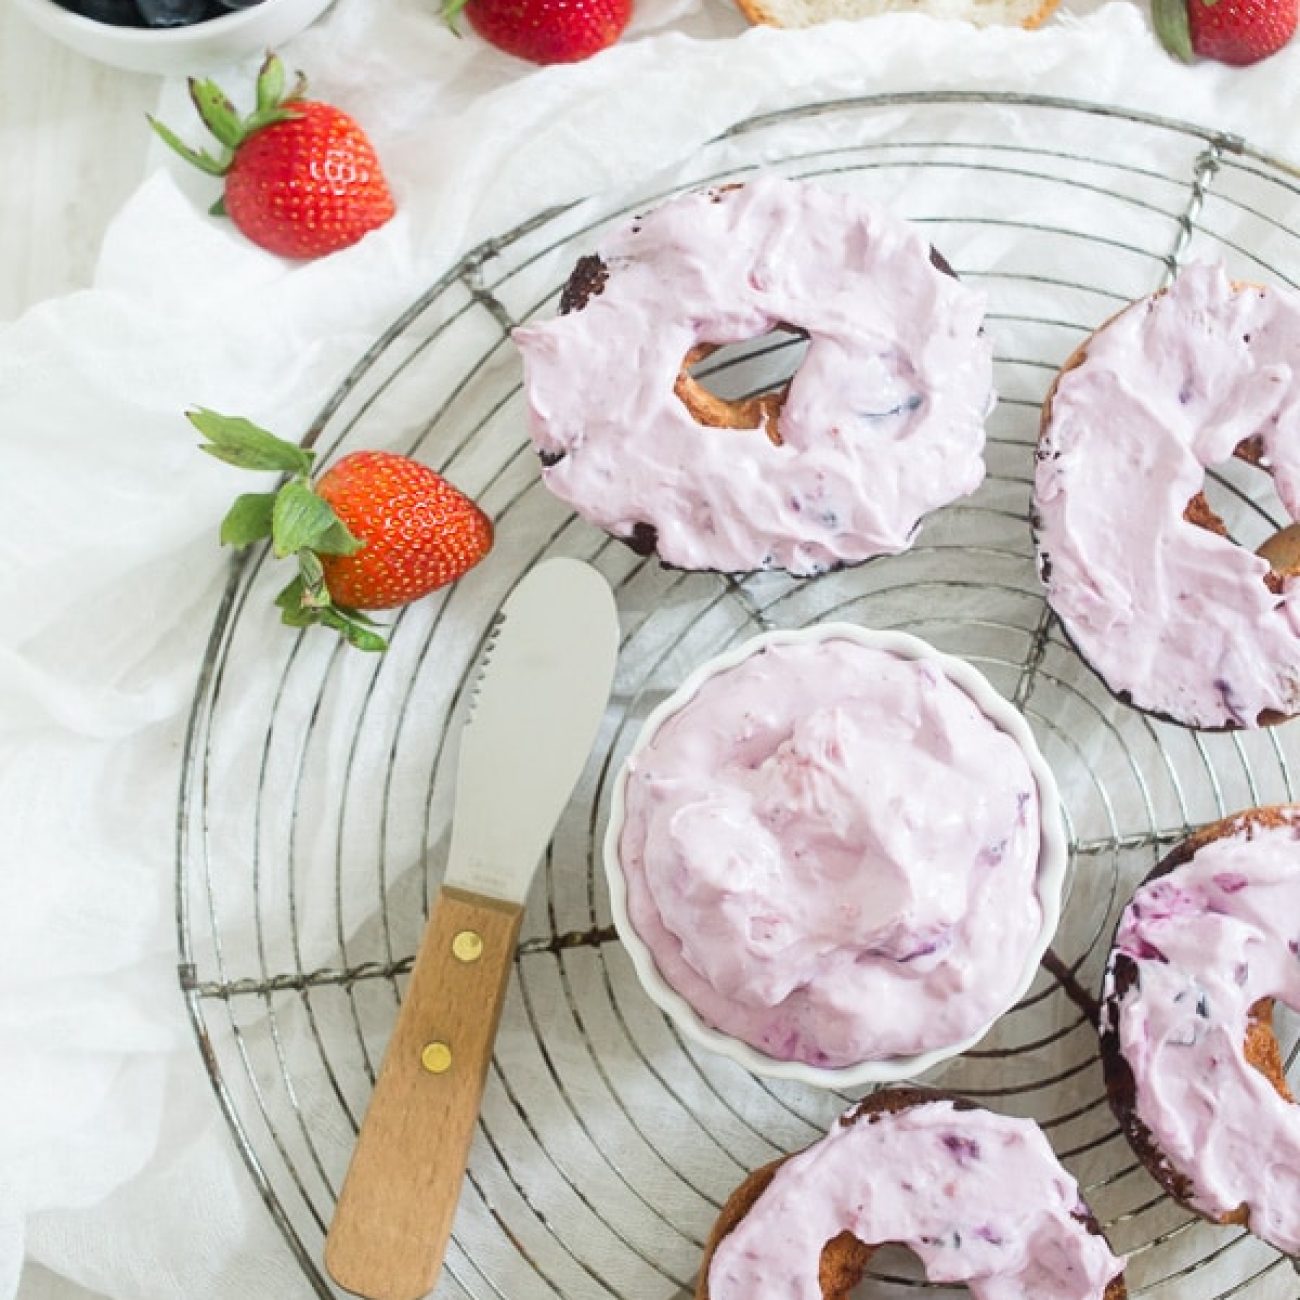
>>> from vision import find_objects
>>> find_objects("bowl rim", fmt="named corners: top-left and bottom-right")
top-left (12, 0), bottom-right (311, 49)
top-left (601, 621), bottom-right (1069, 1089)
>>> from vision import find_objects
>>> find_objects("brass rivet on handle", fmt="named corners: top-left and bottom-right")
top-left (421, 1041), bottom-right (453, 1074)
top-left (452, 930), bottom-right (484, 963)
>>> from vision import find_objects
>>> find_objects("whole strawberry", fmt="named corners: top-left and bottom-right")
top-left (191, 410), bottom-right (493, 651)
top-left (152, 55), bottom-right (395, 259)
top-left (447, 0), bottom-right (631, 63)
top-left (315, 452), bottom-right (495, 610)
top-left (1154, 0), bottom-right (1296, 64)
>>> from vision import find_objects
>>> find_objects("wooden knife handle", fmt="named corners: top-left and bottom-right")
top-left (325, 885), bottom-right (524, 1300)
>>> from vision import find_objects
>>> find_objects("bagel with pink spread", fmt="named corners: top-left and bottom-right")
top-left (515, 177), bottom-right (994, 576)
top-left (698, 1088), bottom-right (1127, 1300)
top-left (1034, 263), bottom-right (1300, 729)
top-left (1101, 806), bottom-right (1300, 1255)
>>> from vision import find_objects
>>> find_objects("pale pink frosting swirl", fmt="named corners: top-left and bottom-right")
top-left (515, 177), bottom-right (993, 575)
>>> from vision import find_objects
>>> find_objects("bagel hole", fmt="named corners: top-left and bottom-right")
top-left (1272, 998), bottom-right (1298, 1098)
top-left (855, 1243), bottom-right (969, 1297)
top-left (1188, 451), bottom-right (1289, 560)
top-left (679, 326), bottom-right (809, 432)
top-left (1241, 998), bottom-right (1298, 1107)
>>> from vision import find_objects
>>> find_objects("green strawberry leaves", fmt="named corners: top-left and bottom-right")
top-left (274, 576), bottom-right (315, 626)
top-left (220, 491), bottom-right (278, 547)
top-left (268, 482), bottom-right (363, 559)
top-left (256, 51), bottom-right (286, 115)
top-left (193, 408), bottom-right (385, 652)
top-left (317, 519), bottom-right (364, 555)
top-left (442, 0), bottom-right (470, 34)
top-left (275, 578), bottom-right (388, 652)
top-left (189, 78), bottom-right (243, 150)
top-left (190, 408), bottom-right (314, 473)
top-left (253, 52), bottom-right (308, 124)
top-left (272, 481), bottom-right (344, 557)
top-left (323, 608), bottom-right (388, 653)
top-left (147, 116), bottom-right (230, 177)
top-left (1153, 0), bottom-right (1196, 61)
top-left (151, 52), bottom-right (307, 190)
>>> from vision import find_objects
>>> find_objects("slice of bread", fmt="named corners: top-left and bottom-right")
top-left (734, 0), bottom-right (1058, 30)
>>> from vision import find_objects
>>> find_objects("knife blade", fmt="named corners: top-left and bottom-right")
top-left (325, 558), bottom-right (619, 1300)
top-left (444, 557), bottom-right (620, 903)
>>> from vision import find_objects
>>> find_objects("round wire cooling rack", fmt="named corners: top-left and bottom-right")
top-left (177, 92), bottom-right (1300, 1300)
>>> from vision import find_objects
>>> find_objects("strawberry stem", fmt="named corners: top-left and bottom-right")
top-left (297, 550), bottom-right (330, 606)
top-left (274, 576), bottom-right (388, 652)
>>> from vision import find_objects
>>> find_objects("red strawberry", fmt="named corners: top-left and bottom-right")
top-left (447, 0), bottom-right (631, 64)
top-left (190, 410), bottom-right (493, 652)
top-left (315, 452), bottom-right (494, 610)
top-left (151, 54), bottom-right (395, 259)
top-left (1154, 0), bottom-right (1296, 64)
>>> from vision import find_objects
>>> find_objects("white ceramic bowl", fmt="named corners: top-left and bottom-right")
top-left (603, 623), bottom-right (1068, 1089)
top-left (12, 0), bottom-right (333, 75)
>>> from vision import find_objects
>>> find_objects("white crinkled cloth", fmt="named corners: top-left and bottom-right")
top-left (5, 1), bottom-right (1300, 1296)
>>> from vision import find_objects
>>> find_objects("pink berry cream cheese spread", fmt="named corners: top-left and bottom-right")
top-left (700, 1091), bottom-right (1126, 1300)
top-left (1034, 262), bottom-right (1300, 729)
top-left (514, 176), bottom-right (994, 576)
top-left (1101, 806), bottom-right (1300, 1255)
top-left (604, 625), bottom-right (1067, 1083)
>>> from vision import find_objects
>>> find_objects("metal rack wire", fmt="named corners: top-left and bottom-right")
top-left (177, 93), bottom-right (1300, 1298)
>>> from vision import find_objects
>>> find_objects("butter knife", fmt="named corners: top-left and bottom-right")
top-left (325, 557), bottom-right (619, 1300)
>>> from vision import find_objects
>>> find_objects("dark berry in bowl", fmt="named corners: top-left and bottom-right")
top-left (52, 0), bottom-right (140, 24)
top-left (135, 0), bottom-right (209, 23)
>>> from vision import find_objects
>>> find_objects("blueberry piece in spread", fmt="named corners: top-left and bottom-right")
top-left (941, 1133), bottom-right (981, 1166)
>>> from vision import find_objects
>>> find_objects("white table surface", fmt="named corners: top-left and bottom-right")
top-left (4, 20), bottom-right (164, 1299)
top-left (0, 1), bottom-right (157, 323)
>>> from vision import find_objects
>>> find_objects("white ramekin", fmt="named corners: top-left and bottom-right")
top-left (12, 0), bottom-right (333, 75)
top-left (603, 622), bottom-right (1068, 1089)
